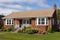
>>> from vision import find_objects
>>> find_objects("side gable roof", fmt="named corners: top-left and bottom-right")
top-left (3, 9), bottom-right (55, 19)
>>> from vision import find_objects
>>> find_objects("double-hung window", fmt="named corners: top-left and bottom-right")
top-left (5, 19), bottom-right (13, 25)
top-left (36, 18), bottom-right (48, 25)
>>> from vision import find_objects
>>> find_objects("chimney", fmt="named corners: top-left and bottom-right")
top-left (54, 4), bottom-right (57, 10)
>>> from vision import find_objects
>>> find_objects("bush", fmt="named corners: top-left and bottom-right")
top-left (26, 29), bottom-right (33, 34)
top-left (18, 29), bottom-right (23, 33)
top-left (47, 27), bottom-right (54, 33)
top-left (22, 26), bottom-right (27, 33)
top-left (0, 26), bottom-right (14, 32)
top-left (6, 25), bottom-right (14, 32)
top-left (26, 28), bottom-right (38, 34)
top-left (18, 26), bottom-right (31, 33)
top-left (0, 26), bottom-right (6, 32)
top-left (18, 26), bottom-right (38, 34)
top-left (22, 26), bottom-right (31, 33)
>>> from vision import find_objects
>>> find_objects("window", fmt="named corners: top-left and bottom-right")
top-left (23, 20), bottom-right (26, 24)
top-left (6, 19), bottom-right (13, 25)
top-left (22, 19), bottom-right (30, 24)
top-left (7, 19), bottom-right (11, 24)
top-left (36, 18), bottom-right (48, 25)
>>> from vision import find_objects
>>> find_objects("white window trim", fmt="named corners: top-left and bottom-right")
top-left (45, 18), bottom-right (46, 25)
top-left (36, 17), bottom-right (48, 26)
top-left (5, 19), bottom-right (13, 25)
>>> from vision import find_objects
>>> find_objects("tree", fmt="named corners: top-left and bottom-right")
top-left (57, 9), bottom-right (60, 20)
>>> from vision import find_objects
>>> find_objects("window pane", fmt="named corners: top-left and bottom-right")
top-left (27, 20), bottom-right (30, 24)
top-left (46, 18), bottom-right (48, 24)
top-left (38, 18), bottom-right (40, 21)
top-left (23, 20), bottom-right (26, 24)
top-left (7, 20), bottom-right (8, 24)
top-left (7, 20), bottom-right (11, 24)
top-left (42, 18), bottom-right (45, 21)
top-left (38, 22), bottom-right (41, 24)
top-left (41, 21), bottom-right (45, 24)
top-left (9, 20), bottom-right (11, 24)
top-left (38, 18), bottom-right (41, 24)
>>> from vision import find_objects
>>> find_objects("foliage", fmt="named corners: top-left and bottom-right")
top-left (47, 26), bottom-right (54, 33)
top-left (26, 28), bottom-right (38, 34)
top-left (6, 25), bottom-right (14, 32)
top-left (0, 26), bottom-right (14, 32)
top-left (18, 26), bottom-right (31, 33)
top-left (22, 26), bottom-right (27, 33)
top-left (57, 9), bottom-right (60, 20)
top-left (0, 26), bottom-right (6, 32)
top-left (18, 26), bottom-right (38, 34)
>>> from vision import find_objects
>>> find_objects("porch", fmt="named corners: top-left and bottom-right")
top-left (14, 18), bottom-right (32, 28)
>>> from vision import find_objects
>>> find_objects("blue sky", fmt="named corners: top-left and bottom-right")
top-left (0, 0), bottom-right (60, 15)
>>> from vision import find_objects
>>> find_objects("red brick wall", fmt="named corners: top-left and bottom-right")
top-left (14, 19), bottom-right (20, 26)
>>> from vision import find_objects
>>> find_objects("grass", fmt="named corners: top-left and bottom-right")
top-left (0, 32), bottom-right (60, 40)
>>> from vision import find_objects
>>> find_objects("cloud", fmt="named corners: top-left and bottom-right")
top-left (26, 6), bottom-right (32, 10)
top-left (0, 0), bottom-right (50, 8)
top-left (0, 8), bottom-right (19, 16)
top-left (7, 5), bottom-right (23, 9)
top-left (0, 0), bottom-right (50, 16)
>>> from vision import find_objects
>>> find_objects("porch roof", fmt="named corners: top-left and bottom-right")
top-left (3, 9), bottom-right (55, 19)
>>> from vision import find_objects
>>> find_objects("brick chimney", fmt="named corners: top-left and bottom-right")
top-left (54, 4), bottom-right (57, 10)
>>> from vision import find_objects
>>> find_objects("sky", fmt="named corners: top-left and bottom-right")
top-left (0, 0), bottom-right (60, 16)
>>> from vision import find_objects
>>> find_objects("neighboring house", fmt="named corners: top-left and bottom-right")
top-left (0, 15), bottom-right (5, 28)
top-left (3, 4), bottom-right (58, 32)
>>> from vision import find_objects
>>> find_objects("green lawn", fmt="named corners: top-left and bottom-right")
top-left (0, 32), bottom-right (60, 40)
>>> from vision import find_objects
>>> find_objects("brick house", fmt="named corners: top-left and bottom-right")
top-left (3, 4), bottom-right (58, 32)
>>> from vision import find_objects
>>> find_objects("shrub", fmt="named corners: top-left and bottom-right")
top-left (18, 29), bottom-right (23, 33)
top-left (6, 25), bottom-right (14, 32)
top-left (18, 26), bottom-right (38, 34)
top-left (47, 27), bottom-right (54, 33)
top-left (18, 26), bottom-right (31, 33)
top-left (26, 29), bottom-right (33, 34)
top-left (22, 26), bottom-right (31, 33)
top-left (26, 28), bottom-right (38, 34)
top-left (0, 26), bottom-right (6, 32)
top-left (22, 26), bottom-right (26, 33)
